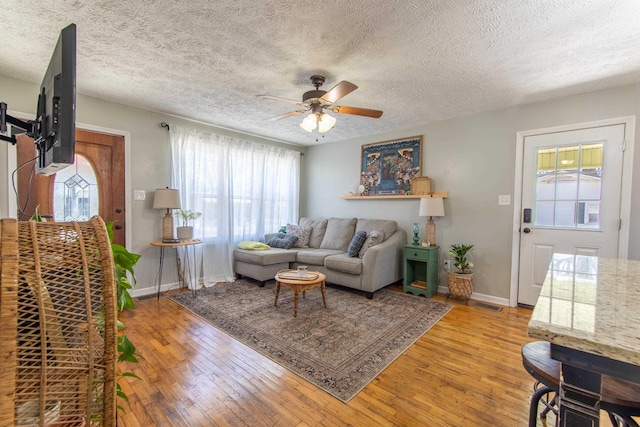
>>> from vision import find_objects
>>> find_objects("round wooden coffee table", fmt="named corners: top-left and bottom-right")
top-left (274, 270), bottom-right (327, 317)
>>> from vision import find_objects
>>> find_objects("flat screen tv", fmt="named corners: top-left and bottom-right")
top-left (35, 23), bottom-right (76, 176)
top-left (0, 24), bottom-right (77, 176)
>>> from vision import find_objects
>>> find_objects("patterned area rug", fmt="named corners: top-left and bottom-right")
top-left (168, 279), bottom-right (452, 402)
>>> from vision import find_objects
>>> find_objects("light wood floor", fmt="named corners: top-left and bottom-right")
top-left (117, 283), bottom-right (543, 426)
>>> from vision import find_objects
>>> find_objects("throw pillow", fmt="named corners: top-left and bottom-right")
top-left (238, 241), bottom-right (271, 250)
top-left (319, 217), bottom-right (357, 250)
top-left (358, 230), bottom-right (384, 258)
top-left (267, 234), bottom-right (299, 249)
top-left (299, 218), bottom-right (328, 248)
top-left (347, 230), bottom-right (367, 257)
top-left (286, 223), bottom-right (312, 248)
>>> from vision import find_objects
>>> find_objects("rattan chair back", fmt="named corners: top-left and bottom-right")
top-left (0, 217), bottom-right (117, 427)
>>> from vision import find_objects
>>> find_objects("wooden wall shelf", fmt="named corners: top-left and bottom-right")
top-left (341, 191), bottom-right (448, 200)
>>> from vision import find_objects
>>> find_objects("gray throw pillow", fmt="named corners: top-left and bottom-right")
top-left (286, 223), bottom-right (312, 248)
top-left (359, 230), bottom-right (384, 258)
top-left (320, 218), bottom-right (357, 250)
top-left (267, 234), bottom-right (298, 249)
top-left (347, 230), bottom-right (367, 257)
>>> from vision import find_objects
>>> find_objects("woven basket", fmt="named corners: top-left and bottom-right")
top-left (446, 271), bottom-right (474, 303)
top-left (0, 217), bottom-right (117, 427)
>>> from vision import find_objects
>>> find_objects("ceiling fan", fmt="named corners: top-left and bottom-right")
top-left (257, 75), bottom-right (383, 133)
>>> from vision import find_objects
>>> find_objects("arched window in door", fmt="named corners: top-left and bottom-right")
top-left (53, 154), bottom-right (99, 221)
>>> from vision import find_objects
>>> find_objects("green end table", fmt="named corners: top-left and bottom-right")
top-left (403, 244), bottom-right (439, 297)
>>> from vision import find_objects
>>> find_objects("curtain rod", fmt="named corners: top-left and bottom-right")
top-left (159, 120), bottom-right (303, 155)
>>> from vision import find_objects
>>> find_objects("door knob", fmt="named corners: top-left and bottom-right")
top-left (523, 227), bottom-right (531, 233)
top-left (115, 208), bottom-right (123, 213)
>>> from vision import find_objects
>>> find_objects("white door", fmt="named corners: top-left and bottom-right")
top-left (517, 124), bottom-right (625, 306)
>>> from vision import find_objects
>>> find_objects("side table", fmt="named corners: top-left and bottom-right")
top-left (150, 239), bottom-right (202, 299)
top-left (403, 244), bottom-right (439, 297)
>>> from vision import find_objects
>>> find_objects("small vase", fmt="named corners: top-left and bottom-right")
top-left (412, 223), bottom-right (420, 245)
top-left (176, 226), bottom-right (193, 240)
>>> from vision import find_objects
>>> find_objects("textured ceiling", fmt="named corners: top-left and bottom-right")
top-left (1, 1), bottom-right (640, 146)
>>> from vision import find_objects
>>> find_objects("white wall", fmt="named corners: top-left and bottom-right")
top-left (304, 83), bottom-right (640, 303)
top-left (3, 73), bottom-right (639, 302)
top-left (0, 75), bottom-right (304, 296)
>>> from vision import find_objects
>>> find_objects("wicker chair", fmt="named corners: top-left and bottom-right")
top-left (0, 217), bottom-right (117, 427)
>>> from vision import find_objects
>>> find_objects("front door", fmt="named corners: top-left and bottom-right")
top-left (16, 129), bottom-right (126, 246)
top-left (517, 124), bottom-right (625, 306)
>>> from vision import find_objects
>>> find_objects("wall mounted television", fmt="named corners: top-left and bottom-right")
top-left (0, 23), bottom-right (76, 176)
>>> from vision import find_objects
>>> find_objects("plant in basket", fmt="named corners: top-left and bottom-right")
top-left (449, 243), bottom-right (474, 273)
top-left (447, 243), bottom-right (474, 303)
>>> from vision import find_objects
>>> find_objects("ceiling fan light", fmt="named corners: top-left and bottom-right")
top-left (318, 113), bottom-right (336, 133)
top-left (300, 113), bottom-right (317, 132)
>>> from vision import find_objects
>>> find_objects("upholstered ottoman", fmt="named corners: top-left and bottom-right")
top-left (233, 248), bottom-right (297, 286)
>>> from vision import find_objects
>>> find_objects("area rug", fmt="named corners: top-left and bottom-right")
top-left (168, 279), bottom-right (452, 402)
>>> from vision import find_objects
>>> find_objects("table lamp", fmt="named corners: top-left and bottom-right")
top-left (153, 188), bottom-right (181, 240)
top-left (419, 196), bottom-right (445, 246)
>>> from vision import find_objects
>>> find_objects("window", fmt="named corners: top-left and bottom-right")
top-left (170, 124), bottom-right (300, 283)
top-left (534, 144), bottom-right (603, 229)
top-left (53, 154), bottom-right (99, 221)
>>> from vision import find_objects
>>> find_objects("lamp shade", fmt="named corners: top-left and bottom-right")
top-left (317, 113), bottom-right (336, 133)
top-left (300, 114), bottom-right (317, 132)
top-left (419, 196), bottom-right (445, 217)
top-left (153, 188), bottom-right (181, 210)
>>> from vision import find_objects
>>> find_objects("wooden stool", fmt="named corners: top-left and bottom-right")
top-left (522, 341), bottom-right (640, 427)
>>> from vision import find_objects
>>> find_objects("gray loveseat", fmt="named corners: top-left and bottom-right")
top-left (233, 217), bottom-right (406, 298)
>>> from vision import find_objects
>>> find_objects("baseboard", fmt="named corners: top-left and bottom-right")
top-left (131, 282), bottom-right (180, 298)
top-left (437, 285), bottom-right (509, 307)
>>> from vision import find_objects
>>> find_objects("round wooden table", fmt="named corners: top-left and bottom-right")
top-left (274, 270), bottom-right (327, 317)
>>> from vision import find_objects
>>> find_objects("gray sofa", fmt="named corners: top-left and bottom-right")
top-left (233, 217), bottom-right (406, 298)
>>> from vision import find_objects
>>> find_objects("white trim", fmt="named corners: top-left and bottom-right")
top-left (509, 116), bottom-right (635, 307)
top-left (6, 142), bottom-right (17, 218)
top-left (4, 109), bottom-right (33, 219)
top-left (437, 285), bottom-right (510, 307)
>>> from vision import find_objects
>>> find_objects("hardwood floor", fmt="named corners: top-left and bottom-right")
top-left (116, 284), bottom-right (541, 426)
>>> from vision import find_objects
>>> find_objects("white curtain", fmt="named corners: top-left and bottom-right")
top-left (170, 124), bottom-right (300, 285)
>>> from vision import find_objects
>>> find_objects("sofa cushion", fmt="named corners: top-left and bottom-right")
top-left (299, 217), bottom-right (328, 248)
top-left (267, 234), bottom-right (298, 249)
top-left (347, 230), bottom-right (367, 257)
top-left (233, 248), bottom-right (297, 265)
top-left (237, 241), bottom-right (271, 250)
top-left (295, 248), bottom-right (344, 266)
top-left (286, 223), bottom-right (312, 248)
top-left (325, 253), bottom-right (362, 275)
top-left (355, 218), bottom-right (397, 242)
top-left (320, 217), bottom-right (357, 250)
top-left (359, 230), bottom-right (384, 258)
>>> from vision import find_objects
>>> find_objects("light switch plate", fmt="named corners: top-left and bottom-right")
top-left (134, 190), bottom-right (146, 201)
top-left (498, 195), bottom-right (511, 206)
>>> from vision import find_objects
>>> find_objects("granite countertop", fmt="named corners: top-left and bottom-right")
top-left (528, 253), bottom-right (640, 366)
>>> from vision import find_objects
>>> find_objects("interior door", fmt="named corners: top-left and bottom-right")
top-left (16, 129), bottom-right (126, 246)
top-left (517, 124), bottom-right (625, 306)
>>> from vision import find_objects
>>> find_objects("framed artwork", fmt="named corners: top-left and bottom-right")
top-left (360, 135), bottom-right (422, 195)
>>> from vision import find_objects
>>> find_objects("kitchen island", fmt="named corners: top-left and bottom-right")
top-left (528, 253), bottom-right (640, 425)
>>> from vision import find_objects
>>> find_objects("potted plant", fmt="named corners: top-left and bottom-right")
top-left (446, 243), bottom-right (474, 303)
top-left (176, 209), bottom-right (202, 240)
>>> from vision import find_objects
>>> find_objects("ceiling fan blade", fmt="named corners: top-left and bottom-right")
top-left (266, 110), bottom-right (308, 121)
top-left (256, 95), bottom-right (305, 105)
top-left (331, 105), bottom-right (383, 118)
top-left (320, 81), bottom-right (358, 104)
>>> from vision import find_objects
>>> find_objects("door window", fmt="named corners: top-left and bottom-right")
top-left (534, 144), bottom-right (603, 229)
top-left (53, 154), bottom-right (99, 221)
